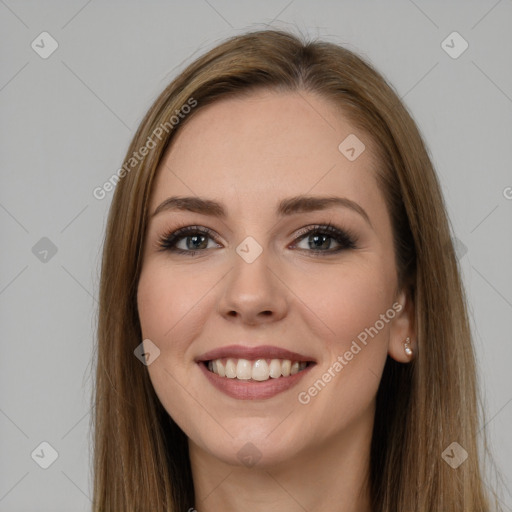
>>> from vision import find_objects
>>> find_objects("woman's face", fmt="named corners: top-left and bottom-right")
top-left (137, 89), bottom-right (413, 468)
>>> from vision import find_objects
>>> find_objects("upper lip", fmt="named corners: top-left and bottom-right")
top-left (196, 344), bottom-right (316, 363)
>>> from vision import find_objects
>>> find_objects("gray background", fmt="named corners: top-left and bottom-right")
top-left (1, 1), bottom-right (511, 510)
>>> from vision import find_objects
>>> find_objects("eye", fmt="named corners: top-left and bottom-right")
top-left (291, 223), bottom-right (357, 254)
top-left (156, 222), bottom-right (357, 256)
top-left (157, 225), bottom-right (220, 255)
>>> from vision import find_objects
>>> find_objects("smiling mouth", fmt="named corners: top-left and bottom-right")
top-left (203, 358), bottom-right (314, 382)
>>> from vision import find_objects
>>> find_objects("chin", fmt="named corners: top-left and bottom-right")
top-left (189, 417), bottom-right (310, 469)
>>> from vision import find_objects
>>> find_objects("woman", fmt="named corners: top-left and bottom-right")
top-left (92, 29), bottom-right (498, 511)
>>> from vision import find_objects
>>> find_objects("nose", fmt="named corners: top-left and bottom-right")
top-left (217, 249), bottom-right (288, 326)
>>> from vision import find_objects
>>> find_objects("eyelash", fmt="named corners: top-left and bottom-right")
top-left (156, 222), bottom-right (358, 257)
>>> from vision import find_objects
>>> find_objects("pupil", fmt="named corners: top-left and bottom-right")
top-left (310, 234), bottom-right (330, 250)
top-left (188, 235), bottom-right (207, 250)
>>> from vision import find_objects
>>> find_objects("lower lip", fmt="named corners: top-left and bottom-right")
top-left (198, 361), bottom-right (315, 400)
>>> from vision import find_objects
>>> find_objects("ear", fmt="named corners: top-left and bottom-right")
top-left (388, 285), bottom-right (415, 363)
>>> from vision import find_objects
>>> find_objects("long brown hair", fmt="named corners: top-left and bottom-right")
top-left (91, 28), bottom-right (498, 511)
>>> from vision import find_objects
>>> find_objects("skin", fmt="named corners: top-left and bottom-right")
top-left (137, 89), bottom-right (415, 512)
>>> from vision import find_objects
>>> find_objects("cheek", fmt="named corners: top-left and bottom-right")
top-left (137, 262), bottom-right (207, 343)
top-left (136, 264), bottom-right (201, 410)
top-left (136, 264), bottom-right (203, 426)
top-left (293, 266), bottom-right (393, 429)
top-left (136, 262), bottom-right (219, 397)
top-left (292, 258), bottom-right (396, 347)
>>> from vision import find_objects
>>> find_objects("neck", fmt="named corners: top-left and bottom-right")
top-left (188, 408), bottom-right (374, 512)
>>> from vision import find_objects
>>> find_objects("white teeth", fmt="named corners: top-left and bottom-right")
top-left (236, 359), bottom-right (252, 380)
top-left (216, 359), bottom-right (226, 377)
top-left (269, 359), bottom-right (282, 378)
top-left (206, 358), bottom-right (310, 381)
top-left (225, 358), bottom-right (237, 378)
top-left (252, 359), bottom-right (269, 381)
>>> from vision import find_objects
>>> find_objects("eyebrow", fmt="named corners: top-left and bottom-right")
top-left (151, 195), bottom-right (372, 228)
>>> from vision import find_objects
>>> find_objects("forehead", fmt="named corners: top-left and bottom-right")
top-left (150, 89), bottom-right (383, 217)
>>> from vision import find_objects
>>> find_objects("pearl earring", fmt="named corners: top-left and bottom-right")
top-left (404, 337), bottom-right (413, 356)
